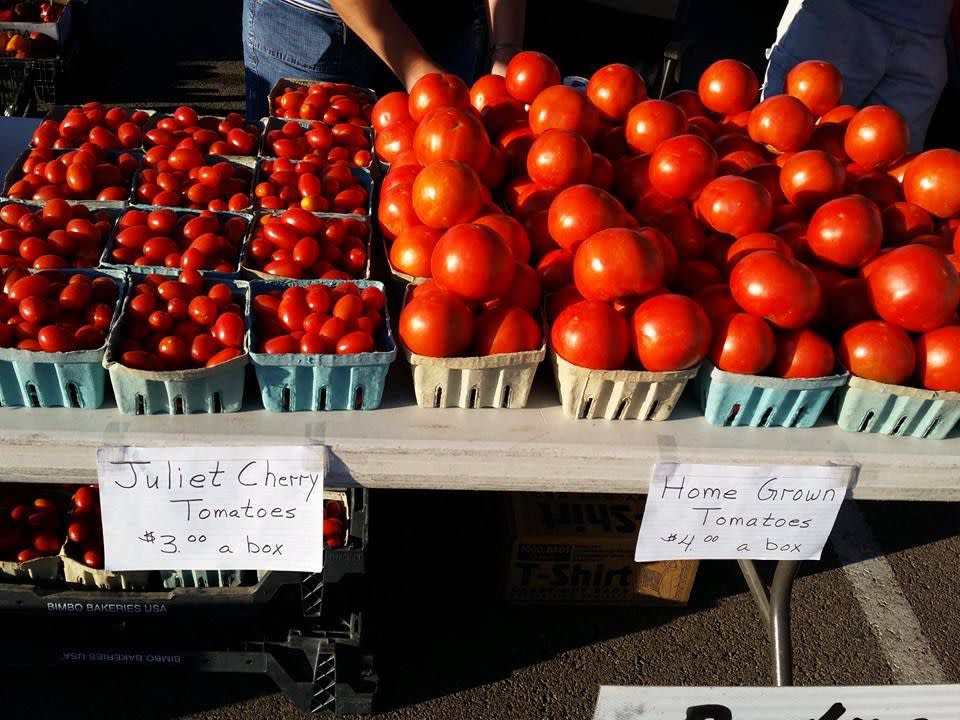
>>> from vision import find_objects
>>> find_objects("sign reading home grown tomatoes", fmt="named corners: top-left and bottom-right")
top-left (96, 446), bottom-right (326, 572)
top-left (634, 463), bottom-right (854, 561)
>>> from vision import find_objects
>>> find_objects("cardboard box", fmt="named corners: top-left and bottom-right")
top-left (504, 493), bottom-right (699, 606)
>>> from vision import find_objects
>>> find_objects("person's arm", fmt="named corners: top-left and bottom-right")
top-left (327, 0), bottom-right (442, 89)
top-left (488, 0), bottom-right (526, 75)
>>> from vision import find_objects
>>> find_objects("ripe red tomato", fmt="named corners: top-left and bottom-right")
top-left (431, 223), bottom-right (515, 302)
top-left (806, 194), bottom-right (882, 268)
top-left (546, 184), bottom-right (626, 252)
top-left (819, 104), bottom-right (857, 126)
top-left (526, 129), bottom-right (593, 189)
top-left (371, 91), bottom-right (410, 133)
top-left (915, 325), bottom-right (960, 391)
top-left (529, 85), bottom-right (599, 141)
top-left (586, 63), bottom-right (647, 122)
top-left (866, 244), bottom-right (960, 332)
top-left (748, 95), bottom-right (814, 153)
top-left (698, 59), bottom-right (759, 115)
top-left (771, 328), bottom-right (835, 378)
top-left (778, 150), bottom-right (845, 208)
top-left (503, 262), bottom-right (543, 312)
top-left (839, 320), bottom-right (915, 385)
top-left (631, 294), bottom-right (710, 371)
top-left (551, 299), bottom-right (630, 370)
top-left (697, 175), bottom-right (773, 238)
top-left (730, 250), bottom-right (821, 329)
top-left (505, 51), bottom-right (561, 104)
top-left (882, 201), bottom-right (933, 244)
top-left (573, 227), bottom-right (664, 301)
top-left (399, 290), bottom-right (474, 357)
top-left (537, 248), bottom-right (574, 291)
top-left (374, 119), bottom-right (417, 164)
top-left (844, 106), bottom-right (909, 169)
top-left (725, 232), bottom-right (793, 270)
top-left (390, 225), bottom-right (442, 277)
top-left (474, 213), bottom-right (531, 263)
top-left (408, 72), bottom-right (470, 123)
top-left (648, 134), bottom-right (719, 199)
top-left (786, 60), bottom-right (844, 116)
top-left (413, 107), bottom-right (490, 173)
top-left (709, 312), bottom-right (776, 374)
top-left (902, 148), bottom-right (960, 218)
top-left (412, 160), bottom-right (484, 229)
top-left (474, 305), bottom-right (542, 355)
top-left (624, 99), bottom-right (688, 154)
top-left (470, 74), bottom-right (510, 112)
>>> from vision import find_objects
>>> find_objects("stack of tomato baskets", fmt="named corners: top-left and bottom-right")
top-left (374, 54), bottom-right (960, 435)
top-left (0, 90), bottom-right (381, 714)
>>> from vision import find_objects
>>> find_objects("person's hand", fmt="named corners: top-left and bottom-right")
top-left (402, 56), bottom-right (445, 91)
top-left (491, 45), bottom-right (520, 76)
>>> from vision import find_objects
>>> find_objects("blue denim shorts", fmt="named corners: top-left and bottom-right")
top-left (242, 0), bottom-right (488, 120)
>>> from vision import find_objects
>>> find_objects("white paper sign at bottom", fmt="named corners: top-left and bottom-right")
top-left (635, 463), bottom-right (855, 561)
top-left (594, 685), bottom-right (960, 720)
top-left (97, 446), bottom-right (327, 572)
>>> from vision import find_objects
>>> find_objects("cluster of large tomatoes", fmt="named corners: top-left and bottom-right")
top-left (0, 200), bottom-right (113, 270)
top-left (252, 282), bottom-right (385, 356)
top-left (247, 209), bottom-right (368, 279)
top-left (114, 272), bottom-right (245, 371)
top-left (7, 146), bottom-right (138, 203)
top-left (0, 270), bottom-right (118, 352)
top-left (375, 53), bottom-right (960, 389)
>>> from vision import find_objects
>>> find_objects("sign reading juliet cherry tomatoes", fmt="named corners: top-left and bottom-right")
top-left (96, 446), bottom-right (327, 572)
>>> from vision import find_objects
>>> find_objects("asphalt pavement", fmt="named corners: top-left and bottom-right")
top-left (1, 2), bottom-right (957, 718)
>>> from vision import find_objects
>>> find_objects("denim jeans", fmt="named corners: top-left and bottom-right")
top-left (242, 0), bottom-right (489, 120)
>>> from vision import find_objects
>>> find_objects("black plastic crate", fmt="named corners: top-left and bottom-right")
top-left (0, 57), bottom-right (29, 114)
top-left (0, 612), bottom-right (376, 715)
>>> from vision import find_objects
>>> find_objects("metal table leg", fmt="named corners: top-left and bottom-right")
top-left (738, 559), bottom-right (800, 687)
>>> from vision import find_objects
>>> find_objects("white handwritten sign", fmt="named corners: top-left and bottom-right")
top-left (634, 463), bottom-right (855, 561)
top-left (594, 684), bottom-right (960, 720)
top-left (97, 446), bottom-right (326, 572)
